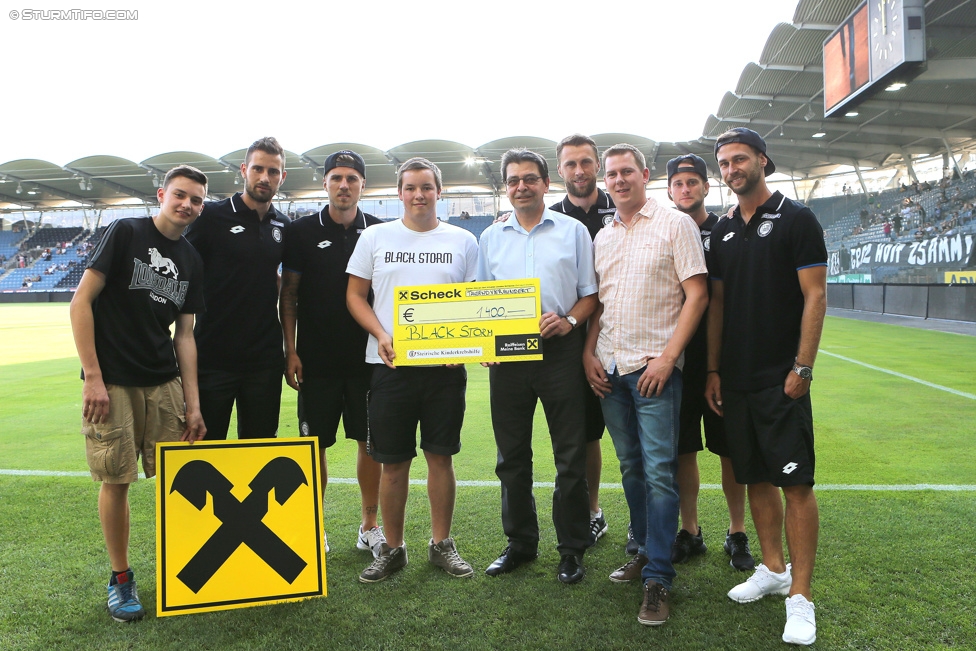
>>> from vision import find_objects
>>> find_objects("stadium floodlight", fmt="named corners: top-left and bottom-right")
top-left (86, 180), bottom-right (93, 191)
top-left (885, 82), bottom-right (907, 91)
top-left (16, 182), bottom-right (22, 194)
top-left (845, 111), bottom-right (860, 117)
top-left (234, 173), bottom-right (241, 185)
top-left (812, 132), bottom-right (827, 138)
top-left (804, 105), bottom-right (816, 121)
top-left (312, 170), bottom-right (318, 181)
top-left (79, 178), bottom-right (87, 191)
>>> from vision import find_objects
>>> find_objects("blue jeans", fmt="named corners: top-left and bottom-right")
top-left (600, 366), bottom-right (682, 589)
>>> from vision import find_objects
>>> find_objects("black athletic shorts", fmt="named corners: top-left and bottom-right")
top-left (297, 366), bottom-right (371, 447)
top-left (367, 365), bottom-right (467, 464)
top-left (582, 382), bottom-right (606, 443)
top-left (678, 370), bottom-right (730, 457)
top-left (722, 385), bottom-right (815, 487)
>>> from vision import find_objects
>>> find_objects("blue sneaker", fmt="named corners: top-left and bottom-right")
top-left (107, 570), bottom-right (145, 622)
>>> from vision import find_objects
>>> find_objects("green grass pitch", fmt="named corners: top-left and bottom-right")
top-left (1, 303), bottom-right (974, 650)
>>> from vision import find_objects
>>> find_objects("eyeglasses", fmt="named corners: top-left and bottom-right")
top-left (505, 175), bottom-right (543, 188)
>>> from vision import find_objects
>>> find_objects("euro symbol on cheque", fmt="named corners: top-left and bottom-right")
top-left (402, 308), bottom-right (414, 323)
top-left (170, 457), bottom-right (309, 593)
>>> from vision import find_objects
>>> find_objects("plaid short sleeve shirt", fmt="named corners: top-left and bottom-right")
top-left (593, 196), bottom-right (707, 375)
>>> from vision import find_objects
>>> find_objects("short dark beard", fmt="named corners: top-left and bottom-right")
top-left (566, 177), bottom-right (596, 199)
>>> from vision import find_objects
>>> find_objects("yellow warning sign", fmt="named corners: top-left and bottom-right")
top-left (393, 278), bottom-right (543, 365)
top-left (155, 438), bottom-right (326, 616)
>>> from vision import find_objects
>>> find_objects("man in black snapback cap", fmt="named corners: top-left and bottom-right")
top-left (665, 154), bottom-right (753, 573)
top-left (280, 149), bottom-right (385, 556)
top-left (707, 128), bottom-right (826, 645)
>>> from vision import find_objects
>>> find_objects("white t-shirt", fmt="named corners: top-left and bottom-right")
top-left (346, 219), bottom-right (479, 364)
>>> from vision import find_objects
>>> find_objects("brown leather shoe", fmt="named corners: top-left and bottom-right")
top-left (637, 580), bottom-right (670, 626)
top-left (609, 554), bottom-right (648, 583)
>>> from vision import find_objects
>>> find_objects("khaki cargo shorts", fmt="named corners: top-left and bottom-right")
top-left (83, 377), bottom-right (185, 483)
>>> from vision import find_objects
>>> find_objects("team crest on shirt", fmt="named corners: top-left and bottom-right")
top-left (758, 221), bottom-right (774, 237)
top-left (272, 227), bottom-right (282, 243)
top-left (317, 240), bottom-right (332, 249)
top-left (602, 214), bottom-right (614, 226)
top-left (702, 235), bottom-right (711, 251)
top-left (300, 421), bottom-right (310, 436)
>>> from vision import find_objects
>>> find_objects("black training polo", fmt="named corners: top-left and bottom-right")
top-left (683, 212), bottom-right (720, 377)
top-left (281, 207), bottom-right (382, 376)
top-left (707, 192), bottom-right (827, 391)
top-left (550, 188), bottom-right (616, 241)
top-left (185, 192), bottom-right (290, 372)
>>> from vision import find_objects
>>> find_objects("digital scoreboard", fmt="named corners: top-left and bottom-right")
top-left (823, 0), bottom-right (926, 118)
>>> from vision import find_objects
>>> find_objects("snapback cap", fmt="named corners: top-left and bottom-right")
top-left (714, 127), bottom-right (775, 176)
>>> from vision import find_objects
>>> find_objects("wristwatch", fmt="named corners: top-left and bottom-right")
top-left (564, 315), bottom-right (578, 329)
top-left (792, 364), bottom-right (813, 381)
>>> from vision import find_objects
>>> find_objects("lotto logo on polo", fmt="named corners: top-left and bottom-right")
top-left (156, 438), bottom-right (326, 616)
top-left (230, 226), bottom-right (245, 234)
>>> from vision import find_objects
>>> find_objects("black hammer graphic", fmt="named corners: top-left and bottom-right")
top-left (170, 457), bottom-right (309, 593)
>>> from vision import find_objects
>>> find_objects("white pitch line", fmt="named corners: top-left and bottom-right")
top-left (820, 349), bottom-right (976, 400)
top-left (2, 469), bottom-right (974, 491)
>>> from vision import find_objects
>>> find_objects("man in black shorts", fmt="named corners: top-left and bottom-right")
top-left (280, 150), bottom-right (385, 555)
top-left (550, 133), bottom-right (618, 548)
top-left (666, 155), bottom-right (753, 572)
top-left (347, 158), bottom-right (480, 583)
top-left (70, 165), bottom-right (208, 622)
top-left (706, 128), bottom-right (827, 646)
top-left (185, 137), bottom-right (290, 440)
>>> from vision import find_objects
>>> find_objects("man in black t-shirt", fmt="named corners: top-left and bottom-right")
top-left (665, 155), bottom-right (753, 572)
top-left (706, 129), bottom-right (827, 646)
top-left (70, 165), bottom-right (208, 623)
top-left (185, 137), bottom-right (290, 440)
top-left (280, 150), bottom-right (384, 556)
top-left (549, 134), bottom-right (617, 548)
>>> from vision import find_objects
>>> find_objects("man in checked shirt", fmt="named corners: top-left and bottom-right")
top-left (583, 143), bottom-right (708, 627)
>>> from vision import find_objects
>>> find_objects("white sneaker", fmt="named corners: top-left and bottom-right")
top-left (727, 563), bottom-right (792, 603)
top-left (783, 594), bottom-right (817, 645)
top-left (357, 525), bottom-right (386, 557)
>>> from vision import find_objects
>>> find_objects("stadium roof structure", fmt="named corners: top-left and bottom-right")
top-left (1, 0), bottom-right (973, 213)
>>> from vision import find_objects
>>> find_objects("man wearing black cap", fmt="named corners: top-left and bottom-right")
top-left (280, 150), bottom-right (385, 556)
top-left (706, 128), bottom-right (827, 646)
top-left (665, 154), bottom-right (753, 573)
top-left (185, 137), bottom-right (290, 441)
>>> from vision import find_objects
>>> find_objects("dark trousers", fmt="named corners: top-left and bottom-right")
top-left (199, 366), bottom-right (282, 440)
top-left (489, 328), bottom-right (590, 556)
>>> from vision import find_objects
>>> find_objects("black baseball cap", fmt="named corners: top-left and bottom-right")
top-left (322, 150), bottom-right (366, 179)
top-left (666, 154), bottom-right (709, 184)
top-left (713, 127), bottom-right (775, 176)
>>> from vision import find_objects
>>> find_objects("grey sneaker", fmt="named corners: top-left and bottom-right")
top-left (357, 525), bottom-right (387, 557)
top-left (359, 542), bottom-right (408, 583)
top-left (428, 537), bottom-right (473, 577)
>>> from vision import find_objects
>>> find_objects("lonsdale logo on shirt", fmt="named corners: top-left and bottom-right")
top-left (130, 256), bottom-right (189, 308)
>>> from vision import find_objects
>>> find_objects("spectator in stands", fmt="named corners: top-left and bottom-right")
top-left (69, 165), bottom-right (208, 623)
top-left (708, 128), bottom-right (826, 646)
top-left (279, 150), bottom-right (385, 557)
top-left (893, 213), bottom-right (902, 235)
top-left (184, 137), bottom-right (290, 441)
top-left (883, 222), bottom-right (893, 241)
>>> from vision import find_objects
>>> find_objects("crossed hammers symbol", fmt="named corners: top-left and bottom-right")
top-left (170, 457), bottom-right (310, 593)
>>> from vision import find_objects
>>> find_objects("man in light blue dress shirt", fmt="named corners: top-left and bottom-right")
top-left (478, 148), bottom-right (598, 584)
